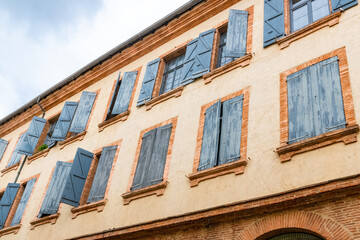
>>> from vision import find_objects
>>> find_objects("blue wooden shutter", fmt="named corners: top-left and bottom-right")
top-left (87, 145), bottom-right (117, 203)
top-left (0, 139), bottom-right (8, 161)
top-left (0, 183), bottom-right (20, 229)
top-left (69, 91), bottom-right (97, 133)
top-left (18, 116), bottom-right (47, 156)
top-left (331, 0), bottom-right (358, 11)
top-left (60, 148), bottom-right (94, 207)
top-left (198, 100), bottom-right (221, 171)
top-left (137, 59), bottom-right (160, 106)
top-left (224, 10), bottom-right (249, 58)
top-left (7, 134), bottom-right (25, 167)
top-left (38, 161), bottom-right (72, 218)
top-left (145, 124), bottom-right (172, 187)
top-left (112, 71), bottom-right (138, 115)
top-left (287, 68), bottom-right (313, 144)
top-left (131, 129), bottom-right (156, 190)
top-left (106, 72), bottom-right (121, 117)
top-left (10, 178), bottom-right (36, 226)
top-left (218, 95), bottom-right (244, 165)
top-left (181, 29), bottom-right (215, 85)
top-left (264, 0), bottom-right (285, 47)
top-left (51, 101), bottom-right (78, 141)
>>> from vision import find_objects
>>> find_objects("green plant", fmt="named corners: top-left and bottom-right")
top-left (38, 144), bottom-right (48, 151)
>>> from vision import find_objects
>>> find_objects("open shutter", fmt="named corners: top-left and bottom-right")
top-left (225, 10), bottom-right (249, 58)
top-left (131, 129), bottom-right (156, 190)
top-left (69, 91), bottom-right (97, 133)
top-left (51, 102), bottom-right (78, 141)
top-left (18, 116), bottom-right (47, 156)
top-left (218, 95), bottom-right (244, 165)
top-left (137, 59), bottom-right (160, 106)
top-left (87, 145), bottom-right (117, 203)
top-left (60, 148), bottom-right (94, 207)
top-left (181, 29), bottom-right (215, 85)
top-left (7, 134), bottom-right (25, 167)
top-left (145, 124), bottom-right (172, 187)
top-left (106, 72), bottom-right (121, 117)
top-left (38, 161), bottom-right (72, 217)
top-left (331, 0), bottom-right (358, 11)
top-left (0, 139), bottom-right (8, 161)
top-left (10, 178), bottom-right (36, 226)
top-left (264, 0), bottom-right (285, 47)
top-left (198, 100), bottom-right (221, 171)
top-left (0, 183), bottom-right (20, 229)
top-left (287, 68), bottom-right (313, 144)
top-left (112, 71), bottom-right (138, 114)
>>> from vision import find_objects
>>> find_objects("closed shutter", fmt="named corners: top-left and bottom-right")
top-left (112, 71), bottom-right (138, 114)
top-left (145, 124), bottom-right (172, 187)
top-left (10, 178), bottom-right (36, 226)
top-left (38, 161), bottom-right (72, 217)
top-left (18, 116), bottom-right (47, 156)
top-left (131, 129), bottom-right (156, 190)
top-left (224, 10), bottom-right (249, 58)
top-left (51, 102), bottom-right (78, 141)
top-left (61, 148), bottom-right (94, 207)
top-left (264, 0), bottom-right (285, 47)
top-left (69, 91), bottom-right (97, 133)
top-left (287, 68), bottom-right (313, 144)
top-left (198, 100), bottom-right (221, 171)
top-left (331, 0), bottom-right (358, 11)
top-left (87, 145), bottom-right (117, 203)
top-left (0, 183), bottom-right (20, 229)
top-left (218, 95), bottom-right (244, 165)
top-left (181, 29), bottom-right (215, 85)
top-left (137, 59), bottom-right (161, 106)
top-left (0, 139), bottom-right (8, 161)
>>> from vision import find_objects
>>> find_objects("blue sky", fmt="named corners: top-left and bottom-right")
top-left (0, 0), bottom-right (189, 120)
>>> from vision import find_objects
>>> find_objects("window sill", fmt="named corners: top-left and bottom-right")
top-left (27, 148), bottom-right (50, 165)
top-left (58, 131), bottom-right (87, 150)
top-left (98, 110), bottom-right (130, 132)
top-left (203, 54), bottom-right (252, 84)
top-left (187, 159), bottom-right (247, 187)
top-left (71, 200), bottom-right (107, 219)
top-left (277, 11), bottom-right (341, 49)
top-left (1, 162), bottom-right (20, 176)
top-left (276, 124), bottom-right (359, 162)
top-left (30, 213), bottom-right (60, 230)
top-left (121, 181), bottom-right (168, 205)
top-left (0, 225), bottom-right (21, 237)
top-left (145, 86), bottom-right (184, 111)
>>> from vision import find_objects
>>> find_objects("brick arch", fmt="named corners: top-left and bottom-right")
top-left (236, 211), bottom-right (352, 240)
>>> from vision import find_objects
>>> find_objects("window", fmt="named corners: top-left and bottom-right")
top-left (216, 30), bottom-right (237, 68)
top-left (267, 232), bottom-right (324, 240)
top-left (42, 117), bottom-right (58, 148)
top-left (159, 53), bottom-right (185, 94)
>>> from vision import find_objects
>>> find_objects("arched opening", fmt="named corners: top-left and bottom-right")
top-left (266, 232), bottom-right (325, 240)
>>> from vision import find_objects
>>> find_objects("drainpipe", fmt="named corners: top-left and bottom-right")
top-left (14, 97), bottom-right (45, 183)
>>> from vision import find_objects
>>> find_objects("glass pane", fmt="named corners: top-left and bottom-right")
top-left (312, 0), bottom-right (329, 21)
top-left (292, 0), bottom-right (307, 6)
top-left (292, 5), bottom-right (309, 31)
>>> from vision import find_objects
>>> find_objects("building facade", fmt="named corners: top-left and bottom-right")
top-left (0, 0), bottom-right (359, 239)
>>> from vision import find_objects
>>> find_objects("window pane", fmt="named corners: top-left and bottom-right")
top-left (292, 0), bottom-right (307, 6)
top-left (292, 5), bottom-right (309, 31)
top-left (312, 0), bottom-right (329, 21)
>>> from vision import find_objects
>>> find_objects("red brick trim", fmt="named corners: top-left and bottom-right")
top-left (189, 88), bottom-right (249, 186)
top-left (98, 110), bottom-right (130, 132)
top-left (278, 47), bottom-right (357, 161)
top-left (58, 131), bottom-right (87, 150)
top-left (1, 162), bottom-right (20, 176)
top-left (27, 148), bottom-right (50, 164)
top-left (123, 117), bottom-right (177, 204)
top-left (0, 225), bottom-right (21, 237)
top-left (145, 86), bottom-right (184, 111)
top-left (30, 213), bottom-right (59, 230)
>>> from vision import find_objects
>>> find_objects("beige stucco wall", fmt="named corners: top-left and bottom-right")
top-left (0, 0), bottom-right (360, 239)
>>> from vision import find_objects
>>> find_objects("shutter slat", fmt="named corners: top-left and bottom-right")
top-left (218, 95), bottom-right (244, 165)
top-left (87, 145), bottom-right (117, 203)
top-left (51, 102), bottom-right (78, 141)
top-left (69, 91), bottom-right (97, 133)
top-left (264, 0), bottom-right (285, 47)
top-left (0, 139), bottom-right (9, 162)
top-left (137, 59), bottom-right (160, 106)
top-left (131, 129), bottom-right (156, 190)
top-left (331, 0), bottom-right (358, 11)
top-left (18, 116), bottom-right (47, 156)
top-left (224, 10), bottom-right (249, 58)
top-left (198, 100), bottom-right (221, 171)
top-left (10, 178), bottom-right (36, 226)
top-left (0, 183), bottom-right (20, 229)
top-left (61, 148), bottom-right (94, 207)
top-left (112, 71), bottom-right (138, 115)
top-left (38, 161), bottom-right (72, 217)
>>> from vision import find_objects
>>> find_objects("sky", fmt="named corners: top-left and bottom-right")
top-left (0, 0), bottom-right (189, 120)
